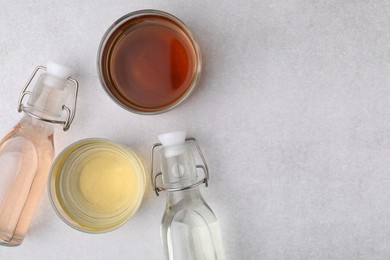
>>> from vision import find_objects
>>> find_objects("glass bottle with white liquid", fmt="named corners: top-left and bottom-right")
top-left (0, 62), bottom-right (78, 246)
top-left (151, 131), bottom-right (225, 260)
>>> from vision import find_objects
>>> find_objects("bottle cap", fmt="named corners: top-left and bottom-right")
top-left (158, 131), bottom-right (186, 157)
top-left (46, 61), bottom-right (72, 80)
top-left (158, 131), bottom-right (186, 146)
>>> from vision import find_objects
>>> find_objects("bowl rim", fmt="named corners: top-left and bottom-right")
top-left (96, 9), bottom-right (202, 115)
top-left (48, 138), bottom-right (146, 233)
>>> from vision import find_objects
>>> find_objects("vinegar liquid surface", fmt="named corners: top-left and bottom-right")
top-left (50, 140), bottom-right (145, 233)
top-left (76, 150), bottom-right (137, 214)
top-left (100, 13), bottom-right (200, 112)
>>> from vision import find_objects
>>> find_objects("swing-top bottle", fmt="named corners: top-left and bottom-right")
top-left (0, 62), bottom-right (78, 246)
top-left (151, 131), bottom-right (225, 260)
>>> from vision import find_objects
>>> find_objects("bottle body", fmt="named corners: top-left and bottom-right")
top-left (161, 188), bottom-right (225, 260)
top-left (154, 132), bottom-right (225, 259)
top-left (0, 116), bottom-right (54, 246)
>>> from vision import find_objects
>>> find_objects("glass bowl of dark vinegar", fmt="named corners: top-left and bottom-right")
top-left (98, 10), bottom-right (202, 114)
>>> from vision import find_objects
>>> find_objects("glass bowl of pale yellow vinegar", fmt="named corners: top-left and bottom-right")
top-left (48, 139), bottom-right (146, 233)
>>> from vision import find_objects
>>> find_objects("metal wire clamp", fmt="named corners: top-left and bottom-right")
top-left (17, 66), bottom-right (79, 131)
top-left (151, 137), bottom-right (209, 196)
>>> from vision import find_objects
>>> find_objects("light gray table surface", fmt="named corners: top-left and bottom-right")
top-left (1, 0), bottom-right (390, 259)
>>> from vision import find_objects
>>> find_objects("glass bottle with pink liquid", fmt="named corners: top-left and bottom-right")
top-left (0, 62), bottom-right (78, 246)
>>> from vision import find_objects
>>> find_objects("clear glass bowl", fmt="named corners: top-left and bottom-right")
top-left (48, 139), bottom-right (146, 233)
top-left (97, 9), bottom-right (202, 114)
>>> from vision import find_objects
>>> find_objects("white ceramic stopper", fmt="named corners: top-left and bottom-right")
top-left (158, 131), bottom-right (187, 157)
top-left (46, 61), bottom-right (72, 80)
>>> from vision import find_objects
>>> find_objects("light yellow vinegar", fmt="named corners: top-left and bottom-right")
top-left (78, 150), bottom-right (137, 214)
top-left (50, 139), bottom-right (145, 233)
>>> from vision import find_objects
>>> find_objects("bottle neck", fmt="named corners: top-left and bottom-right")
top-left (26, 73), bottom-right (69, 120)
top-left (161, 143), bottom-right (199, 191)
top-left (166, 187), bottom-right (204, 205)
top-left (20, 115), bottom-right (55, 136)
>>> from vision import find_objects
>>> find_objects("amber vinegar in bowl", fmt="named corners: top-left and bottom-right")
top-left (98, 10), bottom-right (202, 114)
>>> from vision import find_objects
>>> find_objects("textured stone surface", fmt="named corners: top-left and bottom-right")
top-left (1, 0), bottom-right (390, 259)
